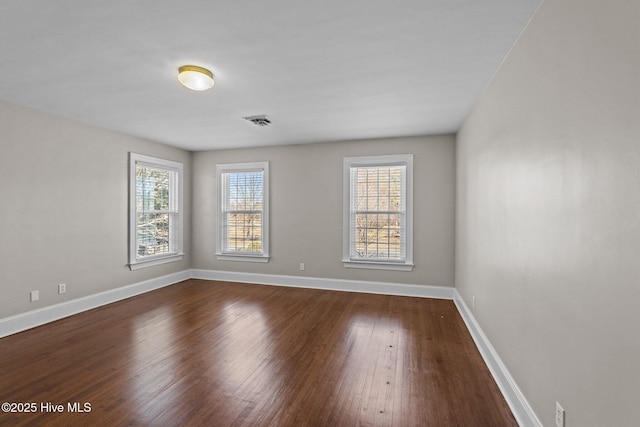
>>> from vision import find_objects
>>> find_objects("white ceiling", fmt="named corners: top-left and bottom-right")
top-left (0, 0), bottom-right (540, 151)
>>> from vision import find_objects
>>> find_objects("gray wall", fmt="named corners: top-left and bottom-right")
top-left (0, 105), bottom-right (454, 319)
top-left (192, 135), bottom-right (456, 287)
top-left (456, 0), bottom-right (640, 425)
top-left (0, 100), bottom-right (192, 318)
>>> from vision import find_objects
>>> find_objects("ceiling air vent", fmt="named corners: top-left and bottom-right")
top-left (243, 115), bottom-right (272, 127)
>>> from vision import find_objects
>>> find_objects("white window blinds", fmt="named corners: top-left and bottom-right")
top-left (343, 155), bottom-right (413, 271)
top-left (135, 163), bottom-right (180, 255)
top-left (217, 162), bottom-right (269, 262)
top-left (350, 164), bottom-right (406, 261)
top-left (129, 153), bottom-right (183, 269)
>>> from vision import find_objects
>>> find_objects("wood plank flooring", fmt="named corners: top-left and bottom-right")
top-left (0, 280), bottom-right (517, 426)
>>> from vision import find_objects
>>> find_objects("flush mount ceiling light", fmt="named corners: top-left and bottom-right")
top-left (178, 65), bottom-right (214, 91)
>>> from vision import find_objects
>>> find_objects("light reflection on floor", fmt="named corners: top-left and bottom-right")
top-left (328, 314), bottom-right (407, 425)
top-left (218, 301), bottom-right (276, 391)
top-left (129, 306), bottom-right (181, 423)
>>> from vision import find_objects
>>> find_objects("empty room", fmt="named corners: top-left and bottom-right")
top-left (0, 0), bottom-right (637, 426)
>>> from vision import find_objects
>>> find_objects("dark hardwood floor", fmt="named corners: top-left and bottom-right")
top-left (0, 280), bottom-right (516, 426)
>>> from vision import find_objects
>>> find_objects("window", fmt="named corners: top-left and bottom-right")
top-left (343, 154), bottom-right (413, 271)
top-left (217, 162), bottom-right (269, 262)
top-left (129, 153), bottom-right (183, 270)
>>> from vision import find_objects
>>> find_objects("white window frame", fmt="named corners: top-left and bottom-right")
top-left (128, 153), bottom-right (184, 270)
top-left (343, 154), bottom-right (414, 271)
top-left (216, 161), bottom-right (270, 263)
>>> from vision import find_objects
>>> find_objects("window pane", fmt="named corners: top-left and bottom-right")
top-left (136, 166), bottom-right (170, 211)
top-left (136, 213), bottom-right (170, 256)
top-left (135, 166), bottom-right (174, 257)
top-left (225, 213), bottom-right (262, 253)
top-left (129, 154), bottom-right (183, 267)
top-left (351, 164), bottom-right (405, 261)
top-left (221, 169), bottom-right (265, 254)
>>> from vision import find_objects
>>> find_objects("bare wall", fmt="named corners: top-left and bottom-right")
top-left (0, 100), bottom-right (192, 318)
top-left (192, 135), bottom-right (455, 288)
top-left (456, 0), bottom-right (640, 425)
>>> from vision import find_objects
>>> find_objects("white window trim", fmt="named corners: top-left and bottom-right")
top-left (216, 161), bottom-right (270, 263)
top-left (128, 153), bottom-right (184, 270)
top-left (342, 154), bottom-right (414, 271)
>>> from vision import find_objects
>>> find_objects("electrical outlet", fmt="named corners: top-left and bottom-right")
top-left (555, 401), bottom-right (565, 427)
top-left (58, 283), bottom-right (66, 294)
top-left (299, 263), bottom-right (305, 271)
top-left (472, 296), bottom-right (476, 308)
top-left (30, 290), bottom-right (39, 302)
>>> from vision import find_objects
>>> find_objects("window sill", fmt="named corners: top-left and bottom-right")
top-left (129, 254), bottom-right (184, 271)
top-left (343, 260), bottom-right (414, 272)
top-left (216, 254), bottom-right (270, 263)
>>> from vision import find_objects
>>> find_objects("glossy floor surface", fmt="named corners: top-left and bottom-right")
top-left (0, 280), bottom-right (516, 426)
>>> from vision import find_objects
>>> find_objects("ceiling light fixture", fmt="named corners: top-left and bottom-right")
top-left (178, 65), bottom-right (214, 91)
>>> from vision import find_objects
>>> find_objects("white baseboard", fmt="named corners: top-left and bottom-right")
top-left (0, 268), bottom-right (535, 427)
top-left (193, 271), bottom-right (539, 426)
top-left (192, 270), bottom-right (540, 426)
top-left (1, 270), bottom-right (452, 339)
top-left (191, 269), bottom-right (455, 300)
top-left (0, 270), bottom-right (191, 338)
top-left (454, 290), bottom-right (542, 427)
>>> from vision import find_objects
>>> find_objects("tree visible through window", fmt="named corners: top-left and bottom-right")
top-left (353, 165), bottom-right (404, 260)
top-left (217, 162), bottom-right (269, 262)
top-left (222, 171), bottom-right (263, 252)
top-left (343, 155), bottom-right (413, 271)
top-left (129, 153), bottom-right (183, 270)
top-left (136, 166), bottom-right (173, 256)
